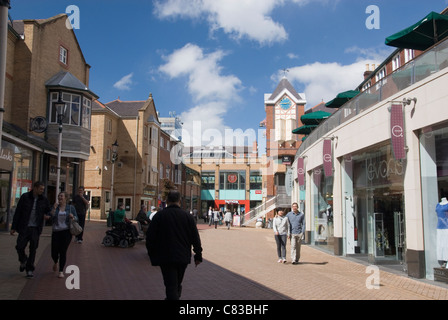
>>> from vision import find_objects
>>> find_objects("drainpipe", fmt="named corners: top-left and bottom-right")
top-left (133, 115), bottom-right (139, 218)
top-left (0, 1), bottom-right (10, 145)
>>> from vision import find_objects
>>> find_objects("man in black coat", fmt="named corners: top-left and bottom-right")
top-left (146, 190), bottom-right (202, 300)
top-left (10, 181), bottom-right (52, 278)
top-left (72, 186), bottom-right (89, 243)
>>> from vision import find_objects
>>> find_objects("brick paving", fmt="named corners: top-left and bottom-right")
top-left (2, 220), bottom-right (448, 301)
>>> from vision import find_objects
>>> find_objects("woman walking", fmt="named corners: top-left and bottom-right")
top-left (273, 209), bottom-right (290, 263)
top-left (50, 191), bottom-right (78, 278)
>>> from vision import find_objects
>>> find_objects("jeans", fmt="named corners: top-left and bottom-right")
top-left (160, 263), bottom-right (188, 300)
top-left (274, 234), bottom-right (287, 259)
top-left (16, 227), bottom-right (40, 272)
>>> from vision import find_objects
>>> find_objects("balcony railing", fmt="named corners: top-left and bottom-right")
top-left (297, 37), bottom-right (448, 156)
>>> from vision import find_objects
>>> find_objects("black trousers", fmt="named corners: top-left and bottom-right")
top-left (160, 263), bottom-right (188, 300)
top-left (76, 213), bottom-right (86, 241)
top-left (15, 227), bottom-right (40, 272)
top-left (51, 229), bottom-right (72, 272)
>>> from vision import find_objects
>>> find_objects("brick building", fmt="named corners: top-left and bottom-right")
top-left (1, 14), bottom-right (96, 230)
top-left (262, 77), bottom-right (306, 219)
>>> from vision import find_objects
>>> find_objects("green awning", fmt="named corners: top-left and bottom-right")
top-left (300, 111), bottom-right (331, 125)
top-left (385, 11), bottom-right (448, 51)
top-left (292, 125), bottom-right (318, 135)
top-left (325, 90), bottom-right (360, 108)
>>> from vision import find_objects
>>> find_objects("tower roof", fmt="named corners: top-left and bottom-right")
top-left (265, 77), bottom-right (306, 104)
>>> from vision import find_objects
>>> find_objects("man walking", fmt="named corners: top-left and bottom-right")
top-left (73, 186), bottom-right (89, 243)
top-left (286, 202), bottom-right (305, 265)
top-left (10, 181), bottom-right (52, 278)
top-left (146, 190), bottom-right (203, 300)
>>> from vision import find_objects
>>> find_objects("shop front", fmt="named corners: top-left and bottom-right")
top-left (0, 140), bottom-right (35, 231)
top-left (311, 166), bottom-right (334, 253)
top-left (342, 143), bottom-right (406, 265)
top-left (420, 122), bottom-right (448, 279)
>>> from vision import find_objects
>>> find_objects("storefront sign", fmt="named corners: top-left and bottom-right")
top-left (282, 156), bottom-right (292, 165)
top-left (285, 168), bottom-right (293, 196)
top-left (297, 157), bottom-right (305, 186)
top-left (29, 116), bottom-right (48, 133)
top-left (0, 147), bottom-right (14, 171)
top-left (227, 174), bottom-right (237, 183)
top-left (390, 103), bottom-right (406, 160)
top-left (323, 139), bottom-right (333, 177)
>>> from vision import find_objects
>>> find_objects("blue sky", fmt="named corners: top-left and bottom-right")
top-left (9, 0), bottom-right (448, 148)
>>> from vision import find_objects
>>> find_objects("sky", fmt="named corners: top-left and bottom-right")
top-left (8, 0), bottom-right (448, 149)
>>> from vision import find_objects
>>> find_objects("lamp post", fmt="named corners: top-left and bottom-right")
top-left (110, 140), bottom-right (119, 210)
top-left (0, 1), bottom-right (10, 146)
top-left (54, 95), bottom-right (67, 194)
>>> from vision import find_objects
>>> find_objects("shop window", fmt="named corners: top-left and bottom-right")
top-left (220, 171), bottom-right (245, 190)
top-left (201, 172), bottom-right (215, 190)
top-left (420, 124), bottom-right (448, 279)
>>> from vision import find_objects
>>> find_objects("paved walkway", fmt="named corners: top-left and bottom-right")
top-left (1, 220), bottom-right (448, 301)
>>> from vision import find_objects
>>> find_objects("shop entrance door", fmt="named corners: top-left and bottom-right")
top-left (367, 189), bottom-right (405, 263)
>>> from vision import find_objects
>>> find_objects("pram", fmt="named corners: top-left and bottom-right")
top-left (102, 212), bottom-right (139, 248)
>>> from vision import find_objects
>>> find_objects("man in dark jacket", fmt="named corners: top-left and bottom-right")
top-left (10, 181), bottom-right (52, 278)
top-left (72, 186), bottom-right (89, 243)
top-left (146, 190), bottom-right (202, 300)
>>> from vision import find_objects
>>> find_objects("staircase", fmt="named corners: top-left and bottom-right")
top-left (242, 196), bottom-right (278, 227)
top-left (242, 186), bottom-right (292, 227)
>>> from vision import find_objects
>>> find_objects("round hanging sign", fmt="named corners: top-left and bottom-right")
top-left (227, 174), bottom-right (237, 183)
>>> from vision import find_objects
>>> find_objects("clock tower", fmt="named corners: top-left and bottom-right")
top-left (263, 77), bottom-right (306, 214)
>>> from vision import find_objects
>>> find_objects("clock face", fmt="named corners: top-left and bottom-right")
top-left (280, 97), bottom-right (291, 110)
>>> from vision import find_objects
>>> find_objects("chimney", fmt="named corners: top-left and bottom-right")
top-left (363, 64), bottom-right (373, 80)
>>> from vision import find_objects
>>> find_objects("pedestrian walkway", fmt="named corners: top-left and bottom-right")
top-left (1, 220), bottom-right (448, 300)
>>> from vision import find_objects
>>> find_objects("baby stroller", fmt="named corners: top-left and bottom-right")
top-left (102, 213), bottom-right (139, 248)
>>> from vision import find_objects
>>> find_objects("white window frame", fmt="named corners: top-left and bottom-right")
top-left (392, 54), bottom-right (401, 71)
top-left (59, 46), bottom-right (68, 65)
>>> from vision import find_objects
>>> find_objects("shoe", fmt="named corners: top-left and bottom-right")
top-left (58, 272), bottom-right (64, 278)
top-left (53, 263), bottom-right (58, 272)
top-left (26, 271), bottom-right (34, 278)
top-left (19, 261), bottom-right (26, 272)
top-left (292, 261), bottom-right (299, 265)
top-left (77, 240), bottom-right (83, 244)
top-left (277, 259), bottom-right (282, 263)
top-left (282, 259), bottom-right (287, 264)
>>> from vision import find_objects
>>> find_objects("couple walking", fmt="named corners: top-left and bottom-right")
top-left (10, 181), bottom-right (81, 278)
top-left (273, 202), bottom-right (305, 265)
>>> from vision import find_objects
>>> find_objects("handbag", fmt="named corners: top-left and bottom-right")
top-left (68, 206), bottom-right (83, 236)
top-left (70, 219), bottom-right (83, 236)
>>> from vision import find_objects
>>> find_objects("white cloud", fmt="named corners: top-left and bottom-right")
top-left (154, 0), bottom-right (288, 45)
top-left (160, 43), bottom-right (242, 102)
top-left (159, 44), bottom-right (243, 146)
top-left (270, 46), bottom-right (391, 109)
top-left (113, 73), bottom-right (134, 91)
top-left (280, 60), bottom-right (376, 109)
top-left (154, 0), bottom-right (337, 45)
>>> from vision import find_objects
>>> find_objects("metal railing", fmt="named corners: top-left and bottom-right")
top-left (242, 195), bottom-right (278, 226)
top-left (297, 37), bottom-right (448, 157)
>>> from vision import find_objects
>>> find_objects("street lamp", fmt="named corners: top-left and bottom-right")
top-left (54, 95), bottom-right (67, 194)
top-left (110, 140), bottom-right (119, 210)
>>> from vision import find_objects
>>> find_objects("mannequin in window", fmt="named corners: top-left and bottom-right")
top-left (436, 197), bottom-right (448, 268)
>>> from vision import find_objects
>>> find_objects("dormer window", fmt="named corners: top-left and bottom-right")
top-left (59, 46), bottom-right (68, 65)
